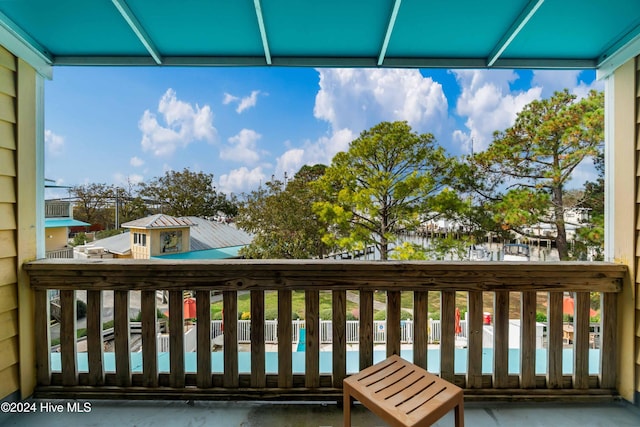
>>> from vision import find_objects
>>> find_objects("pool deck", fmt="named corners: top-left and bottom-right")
top-left (2, 399), bottom-right (640, 427)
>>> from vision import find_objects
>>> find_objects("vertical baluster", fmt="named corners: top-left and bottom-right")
top-left (547, 292), bottom-right (563, 388)
top-left (413, 291), bottom-right (428, 370)
top-left (196, 290), bottom-right (212, 388)
top-left (60, 290), bottom-right (77, 386)
top-left (599, 292), bottom-right (617, 388)
top-left (332, 290), bottom-right (346, 387)
top-left (440, 291), bottom-right (455, 382)
top-left (34, 289), bottom-right (50, 386)
top-left (278, 290), bottom-right (292, 388)
top-left (114, 290), bottom-right (131, 387)
top-left (359, 290), bottom-right (374, 370)
top-left (251, 290), bottom-right (265, 387)
top-left (141, 290), bottom-right (158, 388)
top-left (86, 290), bottom-right (104, 385)
top-left (386, 291), bottom-right (401, 357)
top-left (493, 290), bottom-right (509, 388)
top-left (520, 291), bottom-right (536, 389)
top-left (467, 291), bottom-right (483, 388)
top-left (223, 291), bottom-right (238, 388)
top-left (305, 290), bottom-right (320, 388)
top-left (168, 290), bottom-right (184, 388)
top-left (573, 291), bottom-right (590, 389)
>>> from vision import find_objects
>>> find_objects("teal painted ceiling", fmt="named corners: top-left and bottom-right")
top-left (0, 0), bottom-right (639, 69)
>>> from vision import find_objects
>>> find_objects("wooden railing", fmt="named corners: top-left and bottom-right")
top-left (24, 259), bottom-right (626, 401)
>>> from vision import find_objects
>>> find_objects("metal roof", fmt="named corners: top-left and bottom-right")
top-left (94, 216), bottom-right (252, 255)
top-left (183, 217), bottom-right (253, 252)
top-left (0, 1), bottom-right (639, 77)
top-left (87, 232), bottom-right (132, 255)
top-left (121, 214), bottom-right (194, 229)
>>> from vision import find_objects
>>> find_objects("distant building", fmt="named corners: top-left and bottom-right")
top-left (78, 214), bottom-right (252, 260)
top-left (44, 200), bottom-right (89, 259)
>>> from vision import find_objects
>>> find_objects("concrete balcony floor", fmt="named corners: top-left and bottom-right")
top-left (2, 399), bottom-right (640, 427)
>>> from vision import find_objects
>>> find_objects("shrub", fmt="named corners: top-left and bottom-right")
top-left (373, 310), bottom-right (414, 321)
top-left (536, 312), bottom-right (547, 323)
top-left (265, 308), bottom-right (278, 320)
top-left (131, 308), bottom-right (168, 322)
top-left (76, 299), bottom-right (87, 319)
top-left (320, 309), bottom-right (333, 320)
top-left (400, 311), bottom-right (413, 321)
top-left (374, 310), bottom-right (386, 321)
top-left (346, 312), bottom-right (358, 321)
top-left (240, 311), bottom-right (251, 320)
top-left (71, 233), bottom-right (87, 247)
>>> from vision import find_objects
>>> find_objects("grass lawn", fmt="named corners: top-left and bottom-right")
top-left (211, 291), bottom-right (359, 320)
top-left (212, 290), bottom-right (595, 321)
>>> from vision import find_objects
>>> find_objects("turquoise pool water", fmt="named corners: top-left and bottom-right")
top-left (51, 349), bottom-right (601, 375)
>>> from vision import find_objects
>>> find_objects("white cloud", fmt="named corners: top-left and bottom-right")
top-left (275, 149), bottom-right (305, 178)
top-left (452, 70), bottom-right (542, 152)
top-left (273, 69), bottom-right (449, 179)
top-left (218, 166), bottom-right (266, 194)
top-left (44, 129), bottom-right (64, 155)
top-left (314, 69), bottom-right (449, 136)
top-left (130, 156), bottom-right (144, 167)
top-left (114, 173), bottom-right (144, 186)
top-left (223, 90), bottom-right (262, 113)
top-left (139, 88), bottom-right (217, 157)
top-left (222, 93), bottom-right (239, 105)
top-left (275, 128), bottom-right (355, 178)
top-left (531, 70), bottom-right (604, 99)
top-left (221, 129), bottom-right (262, 164)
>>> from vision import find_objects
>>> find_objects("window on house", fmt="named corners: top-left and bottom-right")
top-left (134, 232), bottom-right (147, 247)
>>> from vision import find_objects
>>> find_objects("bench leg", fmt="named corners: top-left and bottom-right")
top-left (343, 392), bottom-right (352, 427)
top-left (454, 401), bottom-right (464, 427)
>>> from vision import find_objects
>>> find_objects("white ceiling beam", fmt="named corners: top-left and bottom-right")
top-left (487, 0), bottom-right (544, 67)
top-left (0, 11), bottom-right (52, 78)
top-left (378, 0), bottom-right (402, 66)
top-left (111, 0), bottom-right (162, 65)
top-left (253, 0), bottom-right (272, 65)
top-left (597, 22), bottom-right (640, 79)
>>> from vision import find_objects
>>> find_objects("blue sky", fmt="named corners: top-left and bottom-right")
top-left (44, 67), bottom-right (602, 197)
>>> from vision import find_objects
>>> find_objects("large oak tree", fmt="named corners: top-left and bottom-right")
top-left (139, 168), bottom-right (235, 218)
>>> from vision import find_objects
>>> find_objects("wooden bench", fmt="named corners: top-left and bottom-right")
top-left (343, 355), bottom-right (464, 427)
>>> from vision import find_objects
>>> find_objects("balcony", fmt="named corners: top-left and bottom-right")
top-left (23, 258), bottom-right (628, 407)
top-left (45, 201), bottom-right (72, 219)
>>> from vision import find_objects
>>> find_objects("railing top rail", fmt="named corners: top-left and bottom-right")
top-left (24, 259), bottom-right (626, 293)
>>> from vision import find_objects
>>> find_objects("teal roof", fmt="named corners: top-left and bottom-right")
top-left (0, 1), bottom-right (639, 74)
top-left (44, 218), bottom-right (90, 228)
top-left (152, 245), bottom-right (246, 260)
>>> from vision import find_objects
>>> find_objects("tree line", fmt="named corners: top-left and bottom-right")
top-left (69, 169), bottom-right (238, 230)
top-left (238, 89), bottom-right (604, 261)
top-left (68, 89), bottom-right (604, 261)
